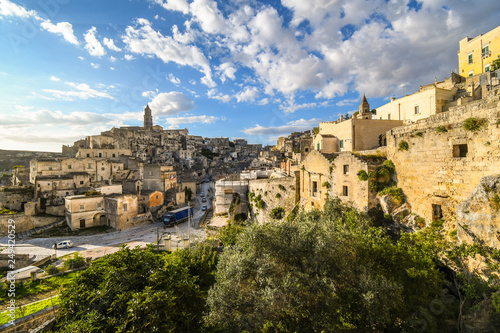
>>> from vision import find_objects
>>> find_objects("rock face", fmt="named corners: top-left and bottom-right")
top-left (379, 195), bottom-right (397, 215)
top-left (456, 174), bottom-right (500, 249)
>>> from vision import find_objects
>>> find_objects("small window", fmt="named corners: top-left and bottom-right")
top-left (312, 181), bottom-right (318, 196)
top-left (339, 140), bottom-right (344, 149)
top-left (414, 106), bottom-right (419, 114)
top-left (482, 45), bottom-right (490, 57)
top-left (101, 167), bottom-right (105, 171)
top-left (453, 144), bottom-right (468, 158)
top-left (468, 53), bottom-right (473, 64)
top-left (342, 186), bottom-right (348, 196)
top-left (485, 63), bottom-right (490, 72)
top-left (156, 195), bottom-right (159, 199)
top-left (80, 204), bottom-right (85, 210)
top-left (112, 154), bottom-right (116, 157)
top-left (37, 184), bottom-right (40, 187)
top-left (88, 163), bottom-right (91, 168)
top-left (317, 143), bottom-right (320, 150)
top-left (388, 114), bottom-right (391, 120)
top-left (118, 166), bottom-right (120, 170)
top-left (123, 203), bottom-right (128, 212)
top-left (99, 153), bottom-right (102, 157)
top-left (343, 165), bottom-right (349, 175)
top-left (468, 70), bottom-right (473, 77)
top-left (80, 181), bottom-right (84, 185)
top-left (432, 204), bottom-right (443, 221)
top-left (66, 192), bottom-right (69, 195)
top-left (100, 176), bottom-right (103, 181)
top-left (49, 167), bottom-right (52, 171)
top-left (97, 202), bottom-right (102, 209)
top-left (305, 148), bottom-right (309, 152)
top-left (68, 165), bottom-right (72, 169)
top-left (86, 154), bottom-right (90, 157)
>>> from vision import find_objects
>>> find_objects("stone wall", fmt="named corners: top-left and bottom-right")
top-left (0, 187), bottom-right (34, 211)
top-left (387, 93), bottom-right (500, 226)
top-left (0, 214), bottom-right (62, 235)
top-left (248, 176), bottom-right (297, 224)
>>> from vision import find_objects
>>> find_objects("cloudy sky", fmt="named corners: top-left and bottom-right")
top-left (0, 0), bottom-right (499, 152)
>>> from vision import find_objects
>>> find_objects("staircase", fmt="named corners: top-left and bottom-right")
top-left (16, 219), bottom-right (66, 240)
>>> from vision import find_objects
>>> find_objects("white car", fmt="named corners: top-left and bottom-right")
top-left (202, 205), bottom-right (207, 211)
top-left (200, 192), bottom-right (205, 197)
top-left (52, 240), bottom-right (73, 249)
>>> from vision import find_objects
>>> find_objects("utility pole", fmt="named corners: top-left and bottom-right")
top-left (188, 202), bottom-right (191, 250)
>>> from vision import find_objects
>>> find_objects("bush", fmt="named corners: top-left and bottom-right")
top-left (491, 194), bottom-right (500, 210)
top-left (322, 182), bottom-right (330, 189)
top-left (415, 131), bottom-right (424, 137)
top-left (436, 126), bottom-right (448, 133)
top-left (398, 141), bottom-right (409, 151)
top-left (379, 187), bottom-right (406, 205)
top-left (463, 117), bottom-right (486, 132)
top-left (64, 253), bottom-right (86, 270)
top-left (278, 184), bottom-right (286, 191)
top-left (275, 193), bottom-right (282, 199)
top-left (269, 207), bottom-right (285, 220)
top-left (45, 265), bottom-right (59, 275)
top-left (357, 170), bottom-right (368, 181)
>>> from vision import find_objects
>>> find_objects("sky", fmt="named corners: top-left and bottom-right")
top-left (0, 0), bottom-right (499, 152)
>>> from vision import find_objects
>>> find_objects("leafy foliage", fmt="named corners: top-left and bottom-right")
top-left (63, 253), bottom-right (86, 270)
top-left (357, 170), bottom-right (369, 181)
top-left (491, 55), bottom-right (500, 72)
top-left (275, 192), bottom-right (281, 199)
top-left (399, 140), bottom-right (409, 151)
top-left (45, 264), bottom-right (59, 275)
top-left (463, 117), bottom-right (487, 132)
top-left (55, 245), bottom-right (218, 332)
top-left (436, 126), bottom-right (448, 133)
top-left (205, 198), bottom-right (445, 332)
top-left (379, 187), bottom-right (406, 205)
top-left (278, 184), bottom-right (286, 191)
top-left (367, 160), bottom-right (396, 192)
top-left (269, 207), bottom-right (285, 220)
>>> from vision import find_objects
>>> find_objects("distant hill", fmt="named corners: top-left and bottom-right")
top-left (0, 149), bottom-right (62, 172)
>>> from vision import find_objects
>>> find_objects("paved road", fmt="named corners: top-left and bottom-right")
top-left (0, 184), bottom-right (213, 259)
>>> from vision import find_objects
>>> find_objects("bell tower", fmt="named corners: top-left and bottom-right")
top-left (357, 95), bottom-right (372, 119)
top-left (144, 104), bottom-right (153, 131)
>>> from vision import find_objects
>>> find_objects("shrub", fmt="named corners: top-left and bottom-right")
top-left (45, 265), bottom-right (59, 275)
top-left (379, 187), bottom-right (406, 206)
top-left (275, 193), bottom-right (282, 199)
top-left (278, 184), bottom-right (286, 191)
top-left (357, 170), bottom-right (368, 181)
top-left (436, 126), bottom-right (448, 133)
top-left (491, 194), bottom-right (500, 210)
top-left (269, 207), bottom-right (285, 220)
top-left (398, 140), bottom-right (409, 151)
top-left (415, 131), bottom-right (424, 137)
top-left (64, 253), bottom-right (86, 270)
top-left (463, 117), bottom-right (486, 132)
top-left (322, 182), bottom-right (330, 189)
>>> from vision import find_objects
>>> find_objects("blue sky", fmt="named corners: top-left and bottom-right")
top-left (0, 0), bottom-right (499, 152)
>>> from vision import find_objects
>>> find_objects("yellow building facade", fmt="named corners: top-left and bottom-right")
top-left (458, 25), bottom-right (500, 77)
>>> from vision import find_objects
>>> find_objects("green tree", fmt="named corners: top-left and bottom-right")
top-left (205, 199), bottom-right (445, 332)
top-left (55, 245), bottom-right (217, 332)
top-left (491, 55), bottom-right (500, 72)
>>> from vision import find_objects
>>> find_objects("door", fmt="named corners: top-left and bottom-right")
top-left (80, 219), bottom-right (86, 228)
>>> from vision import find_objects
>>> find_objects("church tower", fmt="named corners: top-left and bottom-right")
top-left (357, 95), bottom-right (372, 119)
top-left (144, 104), bottom-right (153, 131)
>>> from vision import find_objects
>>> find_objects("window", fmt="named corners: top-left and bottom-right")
top-left (342, 186), bottom-right (349, 196)
top-left (123, 203), bottom-right (128, 212)
top-left (414, 106), bottom-right (419, 114)
top-left (339, 140), bottom-right (344, 149)
top-left (156, 195), bottom-right (159, 199)
top-left (112, 154), bottom-right (116, 157)
top-left (117, 166), bottom-right (120, 170)
top-left (305, 148), bottom-right (309, 152)
top-left (482, 44), bottom-right (490, 57)
top-left (49, 167), bottom-right (52, 171)
top-left (101, 167), bottom-right (105, 171)
top-left (88, 163), bottom-right (91, 168)
top-left (485, 63), bottom-right (490, 72)
top-left (468, 53), bottom-right (473, 64)
top-left (99, 153), bottom-right (102, 157)
top-left (453, 144), bottom-right (468, 158)
top-left (468, 70), bottom-right (474, 77)
top-left (97, 202), bottom-right (102, 209)
top-left (343, 165), bottom-right (349, 175)
top-left (80, 181), bottom-right (84, 185)
top-left (86, 154), bottom-right (90, 157)
top-left (80, 204), bottom-right (85, 210)
top-left (312, 181), bottom-right (318, 196)
top-left (388, 114), bottom-right (391, 120)
top-left (432, 204), bottom-right (443, 221)
top-left (317, 143), bottom-right (320, 150)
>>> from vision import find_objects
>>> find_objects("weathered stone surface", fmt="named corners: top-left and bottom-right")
top-left (379, 194), bottom-right (397, 215)
top-left (456, 174), bottom-right (500, 249)
top-left (391, 202), bottom-right (411, 222)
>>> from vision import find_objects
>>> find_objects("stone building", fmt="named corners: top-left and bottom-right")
top-left (104, 194), bottom-right (138, 230)
top-left (458, 25), bottom-right (500, 77)
top-left (318, 98), bottom-right (403, 152)
top-left (139, 190), bottom-right (164, 213)
top-left (65, 194), bottom-right (106, 230)
top-left (143, 164), bottom-right (177, 191)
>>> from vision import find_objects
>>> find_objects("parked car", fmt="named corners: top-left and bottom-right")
top-left (202, 197), bottom-right (207, 202)
top-left (200, 191), bottom-right (205, 197)
top-left (202, 205), bottom-right (207, 211)
top-left (53, 240), bottom-right (73, 249)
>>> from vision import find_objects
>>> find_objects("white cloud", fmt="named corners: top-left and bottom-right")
top-left (279, 101), bottom-right (317, 114)
top-left (122, 19), bottom-right (215, 87)
top-left (84, 27), bottom-right (106, 57)
top-left (243, 118), bottom-right (321, 136)
top-left (189, 0), bottom-right (227, 34)
top-left (0, 108), bottom-right (113, 126)
top-left (50, 76), bottom-right (60, 82)
top-left (207, 89), bottom-right (231, 103)
top-left (235, 86), bottom-right (258, 103)
top-left (103, 37), bottom-right (122, 52)
top-left (43, 80), bottom-right (114, 101)
top-left (217, 63), bottom-right (237, 83)
top-left (0, 0), bottom-right (38, 19)
top-left (40, 20), bottom-right (79, 45)
top-left (78, 56), bottom-right (85, 60)
top-left (109, 56), bottom-right (117, 62)
top-left (149, 91), bottom-right (195, 116)
top-left (124, 54), bottom-right (135, 61)
top-left (168, 74), bottom-right (180, 85)
top-left (90, 63), bottom-right (100, 69)
top-left (110, 67), bottom-right (115, 70)
top-left (151, 0), bottom-right (190, 14)
top-left (142, 90), bottom-right (158, 98)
